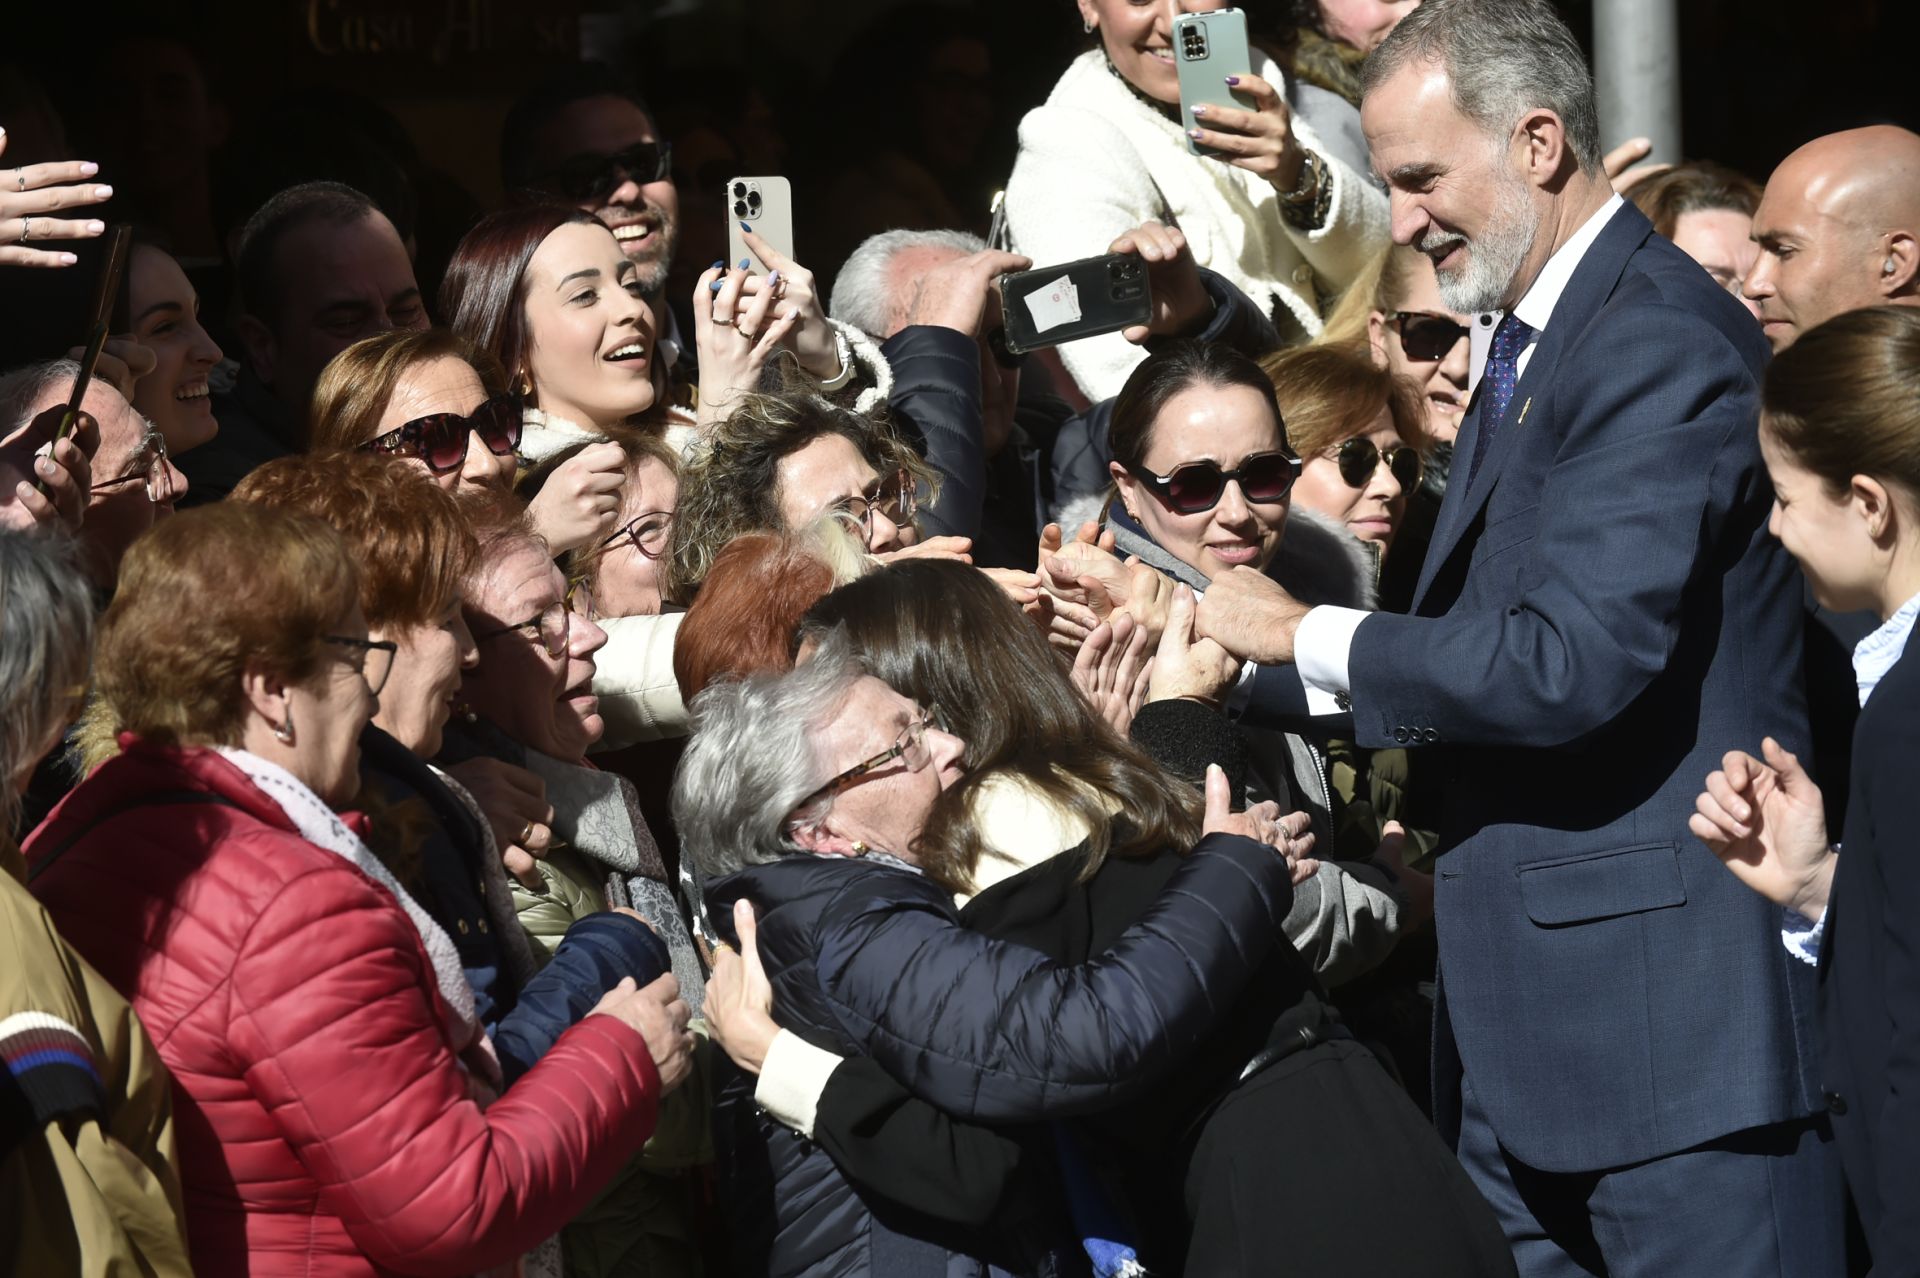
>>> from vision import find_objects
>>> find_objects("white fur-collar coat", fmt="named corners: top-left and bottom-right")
top-left (1005, 49), bottom-right (1389, 401)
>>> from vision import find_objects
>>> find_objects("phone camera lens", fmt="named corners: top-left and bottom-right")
top-left (732, 182), bottom-right (747, 197)
top-left (734, 200), bottom-right (749, 217)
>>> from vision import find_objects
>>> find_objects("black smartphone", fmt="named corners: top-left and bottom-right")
top-left (51, 224), bottom-right (132, 446)
top-left (996, 252), bottom-right (1152, 355)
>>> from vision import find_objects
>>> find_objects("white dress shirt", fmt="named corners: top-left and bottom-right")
top-left (1294, 195), bottom-right (1626, 714)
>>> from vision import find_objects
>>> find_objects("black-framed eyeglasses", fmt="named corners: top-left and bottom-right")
top-left (360, 394), bottom-right (522, 475)
top-left (474, 601), bottom-right (571, 659)
top-left (984, 326), bottom-right (1027, 371)
top-left (1125, 450), bottom-right (1301, 515)
top-left (1335, 437), bottom-right (1425, 491)
top-left (834, 471), bottom-right (917, 539)
top-left (798, 704), bottom-right (945, 809)
top-left (581, 510), bottom-right (673, 565)
top-left (1385, 311), bottom-right (1471, 361)
top-left (89, 433), bottom-right (179, 505)
top-left (536, 141), bottom-right (674, 205)
top-left (324, 635), bottom-right (398, 697)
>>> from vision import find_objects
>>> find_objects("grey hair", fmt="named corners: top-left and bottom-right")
top-left (1361, 0), bottom-right (1602, 176)
top-left (828, 228), bottom-right (990, 338)
top-left (0, 359), bottom-right (82, 434)
top-left (0, 532), bottom-right (93, 832)
top-left (671, 630), bottom-right (867, 880)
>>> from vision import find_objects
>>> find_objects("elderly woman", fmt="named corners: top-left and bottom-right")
top-left (26, 503), bottom-right (690, 1277)
top-left (1004, 0), bottom-right (1389, 400)
top-left (674, 623), bottom-right (1307, 1274)
top-left (701, 559), bottom-right (1512, 1276)
top-left (230, 452), bottom-right (674, 1088)
top-left (308, 326), bottom-right (627, 556)
top-left (668, 388), bottom-right (961, 599)
top-left (0, 532), bottom-right (190, 1276)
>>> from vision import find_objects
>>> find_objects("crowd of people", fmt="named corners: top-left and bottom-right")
top-left (0, 0), bottom-right (1916, 1275)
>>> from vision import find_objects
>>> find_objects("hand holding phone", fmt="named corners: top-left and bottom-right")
top-left (996, 253), bottom-right (1153, 355)
top-left (0, 403), bottom-right (99, 535)
top-left (1105, 221), bottom-right (1210, 344)
top-left (1174, 9), bottom-right (1255, 158)
top-left (724, 177), bottom-right (794, 275)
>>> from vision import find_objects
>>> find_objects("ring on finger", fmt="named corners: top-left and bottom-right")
top-left (14, 169), bottom-right (24, 192)
top-left (518, 820), bottom-right (535, 845)
top-left (711, 316), bottom-right (734, 329)
top-left (17, 217), bottom-right (30, 244)
top-left (738, 327), bottom-right (758, 342)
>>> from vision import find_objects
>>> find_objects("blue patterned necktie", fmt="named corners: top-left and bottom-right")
top-left (1466, 311), bottom-right (1535, 487)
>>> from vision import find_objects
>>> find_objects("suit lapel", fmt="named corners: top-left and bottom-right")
top-left (1409, 205), bottom-right (1657, 613)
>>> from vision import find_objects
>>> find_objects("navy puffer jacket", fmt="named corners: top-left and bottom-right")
top-left (705, 831), bottom-right (1292, 1275)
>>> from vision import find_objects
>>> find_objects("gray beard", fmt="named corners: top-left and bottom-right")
top-left (627, 222), bottom-right (678, 297)
top-left (1428, 173), bottom-right (1537, 315)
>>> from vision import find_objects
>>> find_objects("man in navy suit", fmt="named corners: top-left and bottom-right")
top-left (1195, 1), bottom-right (1845, 1273)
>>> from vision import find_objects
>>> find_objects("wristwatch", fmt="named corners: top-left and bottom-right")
top-left (1280, 148), bottom-right (1323, 209)
top-left (815, 327), bottom-right (856, 392)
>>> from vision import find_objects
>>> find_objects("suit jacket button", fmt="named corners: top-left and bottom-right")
top-left (1424, 728), bottom-right (1439, 743)
top-left (1393, 726), bottom-right (1410, 743)
top-left (1824, 1090), bottom-right (1848, 1116)
top-left (1335, 691), bottom-right (1352, 712)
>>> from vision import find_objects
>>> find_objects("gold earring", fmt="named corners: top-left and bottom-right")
top-left (850, 841), bottom-right (869, 856)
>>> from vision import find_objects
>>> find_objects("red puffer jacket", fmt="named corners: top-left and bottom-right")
top-left (27, 740), bottom-right (663, 1277)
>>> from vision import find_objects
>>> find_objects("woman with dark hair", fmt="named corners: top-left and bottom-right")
top-left (1692, 307), bottom-right (1920, 1275)
top-left (120, 228), bottom-right (225, 458)
top-left (689, 562), bottom-right (1513, 1276)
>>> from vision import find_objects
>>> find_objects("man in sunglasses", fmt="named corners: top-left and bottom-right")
top-left (829, 219), bottom-right (1282, 569)
top-left (1194, 3), bottom-right (1839, 1274)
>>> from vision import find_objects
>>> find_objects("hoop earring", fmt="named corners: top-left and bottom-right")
top-left (273, 708), bottom-right (295, 745)
top-left (1083, 17), bottom-right (1095, 33)
top-left (516, 370), bottom-right (533, 398)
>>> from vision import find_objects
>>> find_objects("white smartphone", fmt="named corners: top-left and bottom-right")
top-left (1174, 9), bottom-right (1256, 159)
top-left (725, 176), bottom-right (794, 274)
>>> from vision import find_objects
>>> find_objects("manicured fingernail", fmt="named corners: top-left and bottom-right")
top-left (739, 221), bottom-right (752, 231)
top-left (35, 458), bottom-right (54, 476)
top-left (84, 220), bottom-right (104, 233)
top-left (80, 161), bottom-right (98, 176)
top-left (709, 258), bottom-right (724, 269)
top-left (56, 252), bottom-right (76, 265)
top-left (93, 185), bottom-right (111, 198)
top-left (767, 270), bottom-right (780, 288)
top-left (1191, 104), bottom-right (1207, 117)
top-left (737, 257), bottom-right (751, 269)
top-left (709, 279), bottom-right (724, 293)
top-left (1188, 129), bottom-right (1204, 140)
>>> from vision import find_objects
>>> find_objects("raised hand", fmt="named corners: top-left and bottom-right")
top-left (1602, 136), bottom-right (1672, 194)
top-left (696, 261), bottom-right (802, 427)
top-left (0, 130), bottom-right (113, 268)
top-left (1184, 74), bottom-right (1307, 191)
top-left (525, 439), bottom-right (626, 554)
top-left (1071, 613), bottom-right (1154, 736)
top-left (1690, 737), bottom-right (1835, 919)
top-left (0, 404), bottom-right (98, 535)
top-left (1148, 583), bottom-right (1240, 707)
top-left (66, 337), bottom-right (155, 403)
top-left (590, 972), bottom-right (696, 1093)
top-left (1107, 220), bottom-right (1210, 343)
top-left (735, 229), bottom-right (842, 379)
top-left (703, 899), bottom-right (781, 1076)
top-left (900, 245), bottom-right (1032, 338)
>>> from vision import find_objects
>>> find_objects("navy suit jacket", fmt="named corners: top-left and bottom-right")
top-left (1349, 203), bottom-right (1822, 1172)
top-left (1820, 641), bottom-right (1920, 1271)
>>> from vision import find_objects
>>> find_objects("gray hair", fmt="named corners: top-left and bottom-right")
top-left (829, 228), bottom-right (989, 338)
top-left (0, 531), bottom-right (93, 831)
top-left (0, 359), bottom-right (81, 434)
top-left (671, 631), bottom-right (867, 880)
top-left (1362, 0), bottom-right (1602, 176)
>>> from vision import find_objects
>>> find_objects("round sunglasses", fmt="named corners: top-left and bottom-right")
top-left (1125, 450), bottom-right (1301, 515)
top-left (359, 395), bottom-right (522, 474)
top-left (1385, 311), bottom-right (1471, 362)
top-left (1335, 437), bottom-right (1425, 491)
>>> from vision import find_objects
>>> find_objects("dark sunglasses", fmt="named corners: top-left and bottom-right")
top-left (538, 141), bottom-right (674, 205)
top-left (360, 395), bottom-right (522, 474)
top-left (1337, 437), bottom-right (1425, 491)
top-left (1385, 311), bottom-right (1470, 361)
top-left (1126, 450), bottom-right (1301, 515)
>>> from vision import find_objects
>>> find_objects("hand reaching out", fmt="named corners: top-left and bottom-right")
top-left (1071, 613), bottom-right (1154, 736)
top-left (1690, 737), bottom-right (1835, 919)
top-left (0, 131), bottom-right (113, 268)
top-left (1194, 566), bottom-right (1310, 665)
top-left (1148, 584), bottom-right (1240, 707)
top-left (703, 899), bottom-right (780, 1076)
top-left (874, 534), bottom-right (974, 566)
top-left (590, 972), bottom-right (695, 1093)
top-left (525, 440), bottom-right (626, 554)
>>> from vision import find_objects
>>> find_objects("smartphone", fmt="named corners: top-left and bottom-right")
top-left (724, 176), bottom-right (794, 274)
top-left (52, 224), bottom-right (132, 445)
top-left (997, 252), bottom-right (1152, 355)
top-left (1174, 8), bottom-right (1255, 159)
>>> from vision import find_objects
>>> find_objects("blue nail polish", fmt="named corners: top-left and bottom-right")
top-left (710, 279), bottom-right (724, 293)
top-left (738, 257), bottom-right (751, 269)
top-left (740, 221), bottom-right (752, 232)
top-left (709, 258), bottom-right (724, 269)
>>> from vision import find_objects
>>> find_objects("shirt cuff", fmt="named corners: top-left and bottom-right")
top-left (1296, 605), bottom-right (1369, 716)
top-left (753, 1029), bottom-right (845, 1138)
top-left (1780, 906), bottom-right (1826, 967)
top-left (1224, 659), bottom-right (1260, 718)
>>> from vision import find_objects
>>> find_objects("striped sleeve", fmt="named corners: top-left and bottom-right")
top-left (0, 1010), bottom-right (106, 1127)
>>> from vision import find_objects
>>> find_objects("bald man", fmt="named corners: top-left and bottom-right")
top-left (1746, 125), bottom-right (1920, 350)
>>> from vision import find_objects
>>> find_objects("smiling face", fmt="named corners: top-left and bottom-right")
top-left (1078, 0), bottom-right (1228, 106)
top-left (461, 541), bottom-right (609, 760)
top-left (1317, 0), bottom-right (1421, 52)
top-left (1759, 425), bottom-right (1886, 615)
top-left (533, 95), bottom-right (680, 294)
top-left (1111, 381), bottom-right (1289, 578)
top-left (801, 675), bottom-right (968, 864)
top-left (371, 599), bottom-right (477, 758)
top-left (1364, 62), bottom-right (1541, 314)
top-left (126, 244), bottom-right (223, 455)
top-left (1670, 207), bottom-right (1762, 321)
top-left (521, 221), bottom-right (656, 431)
top-left (1290, 408), bottom-right (1410, 546)
top-left (284, 601), bottom-right (379, 809)
top-left (373, 355), bottom-right (516, 494)
top-left (1368, 251), bottom-right (1470, 441)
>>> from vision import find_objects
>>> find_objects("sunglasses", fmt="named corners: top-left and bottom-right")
top-left (1385, 311), bottom-right (1471, 361)
top-left (360, 395), bottom-right (522, 474)
top-left (1336, 437), bottom-right (1425, 491)
top-left (538, 141), bottom-right (674, 205)
top-left (1126, 450), bottom-right (1301, 515)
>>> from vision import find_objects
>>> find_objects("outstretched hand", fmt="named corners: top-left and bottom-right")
top-left (1071, 612), bottom-right (1154, 736)
top-left (0, 131), bottom-right (113, 268)
top-left (1148, 583), bottom-right (1240, 707)
top-left (1690, 737), bottom-right (1835, 919)
top-left (1194, 566), bottom-right (1310, 665)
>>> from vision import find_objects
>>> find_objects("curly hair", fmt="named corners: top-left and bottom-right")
top-left (666, 388), bottom-right (936, 601)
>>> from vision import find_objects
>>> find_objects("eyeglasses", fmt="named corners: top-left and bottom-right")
top-left (835, 472), bottom-right (917, 539)
top-left (1335, 437), bottom-right (1425, 491)
top-left (360, 394), bottom-right (522, 474)
top-left (1385, 311), bottom-right (1471, 361)
top-left (582, 511), bottom-right (673, 564)
top-left (89, 433), bottom-right (179, 504)
top-left (799, 704), bottom-right (945, 809)
top-left (324, 635), bottom-right (398, 697)
top-left (536, 141), bottom-right (674, 205)
top-left (474, 600), bottom-right (571, 659)
top-left (984, 326), bottom-right (1026, 371)
top-left (1125, 450), bottom-right (1301, 515)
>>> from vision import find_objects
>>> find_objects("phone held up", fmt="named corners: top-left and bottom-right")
top-left (54, 223), bottom-right (133, 448)
top-left (1174, 8), bottom-right (1255, 159)
top-left (996, 252), bottom-right (1152, 356)
top-left (724, 176), bottom-right (795, 275)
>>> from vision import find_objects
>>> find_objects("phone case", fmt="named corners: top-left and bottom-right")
top-left (724, 176), bottom-right (795, 275)
top-left (1174, 8), bottom-right (1255, 158)
top-left (997, 253), bottom-right (1152, 355)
